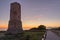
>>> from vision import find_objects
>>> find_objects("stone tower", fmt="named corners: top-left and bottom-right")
top-left (7, 2), bottom-right (23, 34)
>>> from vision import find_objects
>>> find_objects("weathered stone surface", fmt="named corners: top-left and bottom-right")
top-left (7, 2), bottom-right (23, 34)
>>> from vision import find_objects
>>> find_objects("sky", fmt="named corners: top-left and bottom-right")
top-left (0, 0), bottom-right (60, 30)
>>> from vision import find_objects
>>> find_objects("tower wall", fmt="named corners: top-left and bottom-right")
top-left (7, 2), bottom-right (23, 34)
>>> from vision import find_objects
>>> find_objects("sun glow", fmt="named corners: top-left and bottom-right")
top-left (0, 20), bottom-right (60, 30)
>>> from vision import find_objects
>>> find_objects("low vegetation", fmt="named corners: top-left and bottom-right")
top-left (0, 25), bottom-right (46, 40)
top-left (24, 31), bottom-right (45, 40)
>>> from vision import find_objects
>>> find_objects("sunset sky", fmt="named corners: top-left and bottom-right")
top-left (0, 0), bottom-right (60, 30)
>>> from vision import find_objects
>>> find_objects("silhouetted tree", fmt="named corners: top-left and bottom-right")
top-left (38, 25), bottom-right (46, 30)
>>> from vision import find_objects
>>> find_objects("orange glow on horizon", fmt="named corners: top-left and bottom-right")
top-left (0, 24), bottom-right (8, 29)
top-left (0, 22), bottom-right (60, 30)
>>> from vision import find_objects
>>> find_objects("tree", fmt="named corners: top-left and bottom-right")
top-left (38, 25), bottom-right (46, 30)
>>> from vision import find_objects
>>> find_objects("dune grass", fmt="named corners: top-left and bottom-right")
top-left (24, 31), bottom-right (44, 40)
top-left (0, 31), bottom-right (45, 40)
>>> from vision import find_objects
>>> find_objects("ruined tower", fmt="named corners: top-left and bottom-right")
top-left (7, 2), bottom-right (23, 34)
